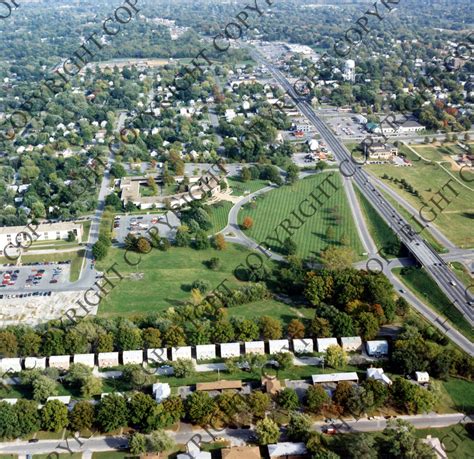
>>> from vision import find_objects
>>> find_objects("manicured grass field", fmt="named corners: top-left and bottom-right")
top-left (96, 244), bottom-right (280, 317)
top-left (237, 173), bottom-right (364, 259)
top-left (367, 146), bottom-right (474, 247)
top-left (227, 176), bottom-right (268, 196)
top-left (206, 201), bottom-right (233, 234)
top-left (443, 377), bottom-right (474, 413)
top-left (355, 186), bottom-right (401, 258)
top-left (393, 267), bottom-right (474, 341)
top-left (411, 143), bottom-right (472, 162)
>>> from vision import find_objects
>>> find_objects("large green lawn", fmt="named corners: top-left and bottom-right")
top-left (443, 377), bottom-right (474, 413)
top-left (237, 173), bottom-right (364, 259)
top-left (366, 145), bottom-right (474, 247)
top-left (227, 176), bottom-right (269, 196)
top-left (96, 244), bottom-right (284, 317)
top-left (206, 201), bottom-right (233, 234)
top-left (393, 267), bottom-right (474, 341)
top-left (413, 425), bottom-right (474, 458)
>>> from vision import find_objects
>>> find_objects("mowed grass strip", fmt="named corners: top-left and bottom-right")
top-left (355, 186), bottom-right (401, 258)
top-left (238, 173), bottom-right (364, 259)
top-left (206, 201), bottom-right (233, 234)
top-left (393, 267), bottom-right (474, 341)
top-left (227, 176), bottom-right (269, 196)
top-left (366, 145), bottom-right (474, 247)
top-left (96, 244), bottom-right (275, 316)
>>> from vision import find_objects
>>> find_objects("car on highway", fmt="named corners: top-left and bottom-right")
top-left (450, 281), bottom-right (457, 287)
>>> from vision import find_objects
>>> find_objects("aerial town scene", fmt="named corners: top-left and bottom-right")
top-left (0, 0), bottom-right (473, 457)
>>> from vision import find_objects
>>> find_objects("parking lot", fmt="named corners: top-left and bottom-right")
top-left (114, 211), bottom-right (181, 244)
top-left (325, 115), bottom-right (367, 138)
top-left (0, 262), bottom-right (70, 298)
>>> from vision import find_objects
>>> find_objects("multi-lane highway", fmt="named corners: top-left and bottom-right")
top-left (251, 50), bottom-right (474, 339)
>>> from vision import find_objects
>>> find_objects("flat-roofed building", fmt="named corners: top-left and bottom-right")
top-left (171, 346), bottom-right (192, 361)
top-left (220, 342), bottom-right (241, 358)
top-left (340, 336), bottom-right (362, 352)
top-left (196, 344), bottom-right (216, 361)
top-left (366, 142), bottom-right (398, 160)
top-left (196, 380), bottom-right (242, 392)
top-left (268, 442), bottom-right (307, 458)
top-left (73, 353), bottom-right (95, 368)
top-left (49, 355), bottom-right (71, 371)
top-left (312, 372), bottom-right (359, 385)
top-left (0, 222), bottom-right (83, 254)
top-left (366, 340), bottom-right (389, 357)
top-left (0, 358), bottom-right (23, 373)
top-left (177, 451), bottom-right (211, 459)
top-left (24, 357), bottom-right (47, 370)
top-left (147, 348), bottom-right (169, 364)
top-left (245, 341), bottom-right (265, 355)
top-left (221, 446), bottom-right (261, 459)
top-left (317, 338), bottom-right (338, 353)
top-left (268, 339), bottom-right (290, 355)
top-left (98, 352), bottom-right (120, 368)
top-left (122, 350), bottom-right (143, 365)
top-left (47, 396), bottom-right (71, 405)
top-left (1, 399), bottom-right (18, 405)
top-left (292, 339), bottom-right (314, 354)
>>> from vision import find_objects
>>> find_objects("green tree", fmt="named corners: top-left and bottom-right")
top-left (286, 164), bottom-right (299, 185)
top-left (277, 387), bottom-right (300, 411)
top-left (0, 402), bottom-right (19, 440)
top-left (275, 352), bottom-right (293, 370)
top-left (175, 225), bottom-right (191, 247)
top-left (162, 325), bottom-right (186, 347)
top-left (129, 432), bottom-right (147, 455)
top-left (41, 400), bottom-right (69, 432)
top-left (142, 328), bottom-right (162, 348)
top-left (325, 345), bottom-right (348, 369)
top-left (259, 316), bottom-right (283, 340)
top-left (241, 167), bottom-right (251, 182)
top-left (255, 417), bottom-right (280, 445)
top-left (147, 429), bottom-right (175, 453)
top-left (347, 433), bottom-right (377, 459)
top-left (81, 376), bottom-right (103, 398)
top-left (248, 391), bottom-right (271, 420)
top-left (383, 419), bottom-right (436, 458)
top-left (171, 359), bottom-right (195, 378)
top-left (14, 399), bottom-right (39, 437)
top-left (320, 246), bottom-right (355, 270)
top-left (92, 240), bottom-right (108, 260)
top-left (287, 412), bottom-right (312, 441)
top-left (122, 364), bottom-right (154, 390)
top-left (356, 312), bottom-right (379, 340)
top-left (68, 401), bottom-right (94, 432)
top-left (287, 319), bottom-right (305, 339)
top-left (306, 385), bottom-right (330, 413)
top-left (0, 331), bottom-right (18, 357)
top-left (332, 381), bottom-right (354, 412)
top-left (128, 392), bottom-right (156, 429)
top-left (186, 392), bottom-right (217, 425)
top-left (233, 318), bottom-right (260, 341)
top-left (32, 375), bottom-right (58, 403)
top-left (96, 394), bottom-right (129, 432)
top-left (212, 320), bottom-right (235, 343)
top-left (283, 237), bottom-right (297, 255)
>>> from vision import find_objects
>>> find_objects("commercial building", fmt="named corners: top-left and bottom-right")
top-left (196, 380), bottom-right (242, 392)
top-left (0, 222), bottom-right (83, 255)
top-left (366, 142), bottom-right (399, 160)
top-left (311, 372), bottom-right (359, 385)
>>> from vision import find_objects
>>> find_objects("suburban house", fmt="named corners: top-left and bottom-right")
top-left (366, 367), bottom-right (392, 385)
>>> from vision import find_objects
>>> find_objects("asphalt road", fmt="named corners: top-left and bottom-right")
top-left (252, 50), bottom-right (474, 331)
top-left (0, 414), bottom-right (470, 454)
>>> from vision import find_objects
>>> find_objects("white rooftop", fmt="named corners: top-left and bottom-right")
top-left (268, 442), bottom-right (307, 457)
top-left (312, 372), bottom-right (359, 384)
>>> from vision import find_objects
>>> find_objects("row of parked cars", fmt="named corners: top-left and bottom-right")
top-left (1, 269), bottom-right (20, 287)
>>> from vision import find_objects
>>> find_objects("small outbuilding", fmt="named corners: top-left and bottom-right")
top-left (415, 371), bottom-right (430, 383)
top-left (292, 338), bottom-right (314, 354)
top-left (220, 342), bottom-right (241, 358)
top-left (245, 341), bottom-right (265, 355)
top-left (317, 338), bottom-right (338, 353)
top-left (152, 382), bottom-right (171, 402)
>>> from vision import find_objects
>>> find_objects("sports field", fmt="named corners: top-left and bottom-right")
top-left (367, 145), bottom-right (474, 247)
top-left (237, 173), bottom-right (364, 259)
